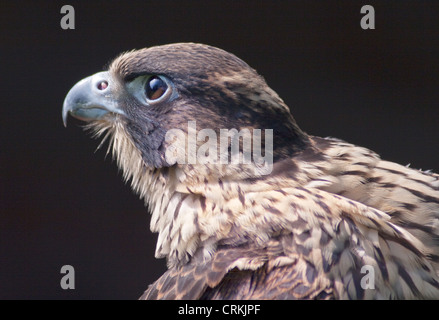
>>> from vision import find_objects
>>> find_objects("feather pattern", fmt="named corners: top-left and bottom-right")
top-left (64, 43), bottom-right (439, 299)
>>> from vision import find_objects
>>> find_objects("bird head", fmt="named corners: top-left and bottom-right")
top-left (63, 43), bottom-right (308, 188)
top-left (62, 43), bottom-right (326, 267)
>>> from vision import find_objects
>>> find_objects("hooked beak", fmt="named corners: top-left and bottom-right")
top-left (62, 71), bottom-right (125, 127)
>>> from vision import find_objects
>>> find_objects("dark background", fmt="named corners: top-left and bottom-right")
top-left (1, 0), bottom-right (438, 299)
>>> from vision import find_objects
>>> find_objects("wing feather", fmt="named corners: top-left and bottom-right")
top-left (141, 185), bottom-right (439, 299)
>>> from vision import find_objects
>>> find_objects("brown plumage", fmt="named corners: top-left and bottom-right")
top-left (63, 43), bottom-right (439, 299)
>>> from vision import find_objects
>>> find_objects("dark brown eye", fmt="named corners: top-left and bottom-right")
top-left (145, 76), bottom-right (168, 101)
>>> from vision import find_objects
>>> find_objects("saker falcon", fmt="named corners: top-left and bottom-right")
top-left (62, 43), bottom-right (439, 299)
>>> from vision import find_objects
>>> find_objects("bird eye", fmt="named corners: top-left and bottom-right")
top-left (145, 76), bottom-right (168, 101)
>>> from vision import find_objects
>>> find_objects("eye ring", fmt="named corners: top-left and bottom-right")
top-left (145, 75), bottom-right (169, 102)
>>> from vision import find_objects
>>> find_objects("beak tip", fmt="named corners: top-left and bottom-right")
top-left (62, 72), bottom-right (120, 127)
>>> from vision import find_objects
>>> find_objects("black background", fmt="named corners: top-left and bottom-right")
top-left (1, 0), bottom-right (438, 299)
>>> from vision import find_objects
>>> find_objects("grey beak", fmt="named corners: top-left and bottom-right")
top-left (62, 71), bottom-right (125, 127)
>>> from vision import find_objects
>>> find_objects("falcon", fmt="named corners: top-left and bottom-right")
top-left (62, 43), bottom-right (439, 299)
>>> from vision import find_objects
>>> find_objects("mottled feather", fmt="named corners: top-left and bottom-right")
top-left (64, 43), bottom-right (439, 299)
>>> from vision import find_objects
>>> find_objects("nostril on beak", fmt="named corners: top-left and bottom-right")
top-left (97, 80), bottom-right (108, 90)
